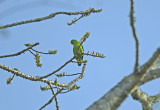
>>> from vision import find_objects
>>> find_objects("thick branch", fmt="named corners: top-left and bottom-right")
top-left (141, 69), bottom-right (160, 85)
top-left (86, 48), bottom-right (160, 110)
top-left (131, 88), bottom-right (160, 110)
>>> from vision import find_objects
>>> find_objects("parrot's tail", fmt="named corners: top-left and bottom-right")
top-left (78, 63), bottom-right (81, 66)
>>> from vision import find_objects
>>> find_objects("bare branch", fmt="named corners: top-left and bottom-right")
top-left (141, 69), bottom-right (160, 85)
top-left (0, 63), bottom-right (68, 87)
top-left (39, 87), bottom-right (63, 110)
top-left (7, 74), bottom-right (15, 84)
top-left (86, 48), bottom-right (160, 110)
top-left (0, 42), bottom-right (39, 58)
top-left (130, 0), bottom-right (140, 72)
top-left (39, 56), bottom-right (76, 79)
top-left (140, 48), bottom-right (160, 75)
top-left (48, 83), bottom-right (59, 110)
top-left (68, 63), bottom-right (86, 86)
top-left (65, 73), bottom-right (81, 76)
top-left (29, 50), bottom-right (36, 56)
top-left (67, 15), bottom-right (83, 26)
top-left (56, 73), bottom-right (81, 77)
top-left (31, 48), bottom-right (57, 55)
top-left (0, 8), bottom-right (102, 29)
top-left (39, 96), bottom-right (55, 110)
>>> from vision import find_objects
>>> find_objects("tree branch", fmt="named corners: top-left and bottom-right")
top-left (86, 48), bottom-right (160, 110)
top-left (130, 0), bottom-right (140, 72)
top-left (48, 83), bottom-right (59, 110)
top-left (39, 96), bottom-right (55, 110)
top-left (0, 63), bottom-right (68, 87)
top-left (39, 87), bottom-right (63, 110)
top-left (131, 88), bottom-right (160, 110)
top-left (39, 56), bottom-right (76, 79)
top-left (141, 69), bottom-right (160, 85)
top-left (68, 63), bottom-right (86, 86)
top-left (0, 57), bottom-right (87, 88)
top-left (0, 8), bottom-right (102, 29)
top-left (0, 42), bottom-right (39, 58)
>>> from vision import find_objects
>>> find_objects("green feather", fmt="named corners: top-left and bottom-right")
top-left (71, 39), bottom-right (84, 66)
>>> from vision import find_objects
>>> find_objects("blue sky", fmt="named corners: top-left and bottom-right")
top-left (0, 0), bottom-right (160, 110)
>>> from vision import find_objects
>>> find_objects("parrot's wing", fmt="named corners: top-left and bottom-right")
top-left (80, 45), bottom-right (84, 59)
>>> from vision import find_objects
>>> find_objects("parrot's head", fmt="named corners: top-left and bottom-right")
top-left (71, 39), bottom-right (79, 45)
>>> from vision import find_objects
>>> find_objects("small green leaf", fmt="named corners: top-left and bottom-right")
top-left (48, 50), bottom-right (57, 54)
top-left (25, 43), bottom-right (33, 47)
top-left (55, 78), bottom-right (58, 86)
top-left (7, 76), bottom-right (12, 84)
top-left (40, 85), bottom-right (50, 91)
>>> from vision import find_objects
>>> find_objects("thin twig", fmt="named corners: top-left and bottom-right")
top-left (65, 73), bottom-right (81, 76)
top-left (130, 0), bottom-right (140, 72)
top-left (29, 50), bottom-right (36, 56)
top-left (0, 42), bottom-right (39, 58)
top-left (56, 73), bottom-right (81, 77)
top-left (7, 74), bottom-right (15, 84)
top-left (39, 56), bottom-right (76, 79)
top-left (60, 91), bottom-right (71, 94)
top-left (48, 83), bottom-right (59, 110)
top-left (39, 96), bottom-right (55, 110)
top-left (67, 15), bottom-right (83, 25)
top-left (0, 9), bottom-right (102, 29)
top-left (68, 63), bottom-right (86, 86)
top-left (31, 48), bottom-right (50, 54)
top-left (39, 87), bottom-right (63, 110)
top-left (84, 53), bottom-right (105, 58)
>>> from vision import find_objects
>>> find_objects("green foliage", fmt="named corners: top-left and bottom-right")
top-left (86, 51), bottom-right (105, 58)
top-left (67, 8), bottom-right (102, 26)
top-left (40, 85), bottom-right (50, 91)
top-left (55, 78), bottom-right (58, 86)
top-left (7, 76), bottom-right (12, 84)
top-left (67, 18), bottom-right (78, 26)
top-left (48, 50), bottom-right (57, 54)
top-left (25, 43), bottom-right (34, 47)
top-left (68, 84), bottom-right (80, 91)
top-left (35, 53), bottom-right (42, 67)
top-left (80, 32), bottom-right (90, 44)
top-left (56, 72), bottom-right (67, 77)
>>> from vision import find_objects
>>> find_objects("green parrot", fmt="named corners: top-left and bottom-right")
top-left (71, 39), bottom-right (84, 66)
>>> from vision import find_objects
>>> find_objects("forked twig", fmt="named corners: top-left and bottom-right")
top-left (0, 42), bottom-right (39, 58)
